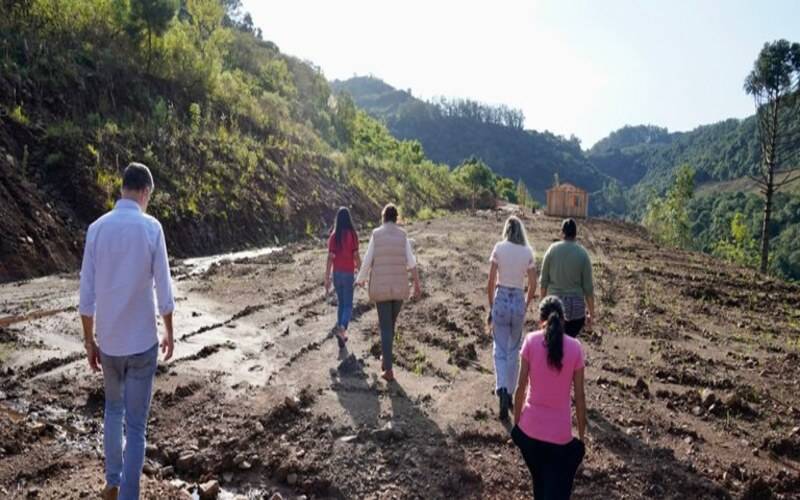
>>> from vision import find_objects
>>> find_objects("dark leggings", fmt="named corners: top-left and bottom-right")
top-left (376, 300), bottom-right (403, 371)
top-left (512, 426), bottom-right (585, 500)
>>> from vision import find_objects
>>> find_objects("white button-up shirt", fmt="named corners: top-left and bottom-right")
top-left (79, 199), bottom-right (175, 356)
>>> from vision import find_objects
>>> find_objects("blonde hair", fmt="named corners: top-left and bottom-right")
top-left (503, 216), bottom-right (529, 246)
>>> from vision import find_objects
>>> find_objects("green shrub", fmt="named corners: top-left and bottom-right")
top-left (415, 207), bottom-right (447, 221)
top-left (9, 104), bottom-right (29, 125)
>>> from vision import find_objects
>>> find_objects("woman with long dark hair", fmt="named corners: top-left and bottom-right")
top-left (325, 207), bottom-right (360, 348)
top-left (512, 296), bottom-right (587, 499)
top-left (486, 216), bottom-right (537, 420)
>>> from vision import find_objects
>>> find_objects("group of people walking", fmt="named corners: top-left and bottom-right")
top-left (488, 217), bottom-right (591, 499)
top-left (79, 163), bottom-right (593, 499)
top-left (326, 206), bottom-right (593, 499)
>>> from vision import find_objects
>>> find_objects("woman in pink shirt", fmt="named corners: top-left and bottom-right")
top-left (512, 296), bottom-right (587, 500)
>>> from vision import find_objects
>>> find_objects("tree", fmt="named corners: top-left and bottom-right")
top-left (743, 39), bottom-right (800, 273)
top-left (515, 179), bottom-right (538, 211)
top-left (185, 0), bottom-right (225, 46)
top-left (496, 178), bottom-right (517, 203)
top-left (516, 179), bottom-right (529, 208)
top-left (128, 0), bottom-right (179, 71)
top-left (712, 212), bottom-right (759, 268)
top-left (771, 225), bottom-right (800, 281)
top-left (453, 156), bottom-right (496, 208)
top-left (643, 164), bottom-right (695, 247)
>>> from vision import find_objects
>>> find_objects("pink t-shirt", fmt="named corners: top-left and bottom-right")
top-left (518, 330), bottom-right (585, 445)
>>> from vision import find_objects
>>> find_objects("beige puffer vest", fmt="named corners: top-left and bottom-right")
top-left (368, 223), bottom-right (410, 302)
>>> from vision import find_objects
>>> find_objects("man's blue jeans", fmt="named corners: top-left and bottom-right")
top-left (99, 343), bottom-right (158, 500)
top-left (333, 271), bottom-right (355, 329)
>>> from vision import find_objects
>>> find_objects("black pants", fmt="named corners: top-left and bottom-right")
top-left (512, 426), bottom-right (585, 500)
top-left (376, 300), bottom-right (403, 371)
top-left (564, 317), bottom-right (585, 338)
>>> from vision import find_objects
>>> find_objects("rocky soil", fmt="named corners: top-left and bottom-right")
top-left (1, 210), bottom-right (799, 499)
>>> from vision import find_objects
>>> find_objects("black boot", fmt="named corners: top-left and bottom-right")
top-left (498, 388), bottom-right (509, 421)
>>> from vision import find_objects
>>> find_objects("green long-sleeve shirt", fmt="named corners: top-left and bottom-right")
top-left (539, 240), bottom-right (594, 297)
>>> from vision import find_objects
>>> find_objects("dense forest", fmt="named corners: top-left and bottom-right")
top-left (0, 0), bottom-right (519, 282)
top-left (331, 76), bottom-right (609, 203)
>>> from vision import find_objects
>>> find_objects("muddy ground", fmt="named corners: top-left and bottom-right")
top-left (1, 210), bottom-right (799, 499)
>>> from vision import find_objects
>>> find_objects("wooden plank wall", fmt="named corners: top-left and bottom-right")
top-left (545, 189), bottom-right (588, 218)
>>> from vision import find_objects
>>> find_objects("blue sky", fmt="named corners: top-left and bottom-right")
top-left (242, 0), bottom-right (799, 147)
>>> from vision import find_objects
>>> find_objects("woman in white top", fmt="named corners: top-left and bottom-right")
top-left (487, 216), bottom-right (537, 420)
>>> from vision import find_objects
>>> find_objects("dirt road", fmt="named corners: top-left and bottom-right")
top-left (1, 210), bottom-right (799, 499)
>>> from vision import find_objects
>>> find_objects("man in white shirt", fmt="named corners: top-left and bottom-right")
top-left (79, 162), bottom-right (175, 500)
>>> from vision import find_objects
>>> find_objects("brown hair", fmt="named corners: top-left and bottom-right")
top-left (382, 203), bottom-right (399, 223)
top-left (562, 218), bottom-right (577, 239)
top-left (122, 162), bottom-right (154, 192)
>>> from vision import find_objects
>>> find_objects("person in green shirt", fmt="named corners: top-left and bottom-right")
top-left (538, 219), bottom-right (594, 337)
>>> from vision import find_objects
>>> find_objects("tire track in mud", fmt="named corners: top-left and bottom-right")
top-left (176, 281), bottom-right (372, 386)
top-left (164, 342), bottom-right (237, 370)
top-left (261, 289), bottom-right (381, 383)
top-left (0, 306), bottom-right (75, 327)
top-left (179, 304), bottom-right (268, 341)
top-left (262, 301), bottom-right (374, 385)
top-left (20, 351), bottom-right (84, 379)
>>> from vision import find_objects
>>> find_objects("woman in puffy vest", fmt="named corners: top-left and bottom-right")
top-left (356, 204), bottom-right (422, 381)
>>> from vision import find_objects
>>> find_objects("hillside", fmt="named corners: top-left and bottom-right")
top-left (2, 211), bottom-right (799, 498)
top-left (588, 121), bottom-right (761, 200)
top-left (589, 106), bottom-right (800, 203)
top-left (0, 1), bottom-right (481, 283)
top-left (332, 76), bottom-right (609, 204)
top-left (589, 121), bottom-right (800, 281)
top-left (696, 171), bottom-right (800, 197)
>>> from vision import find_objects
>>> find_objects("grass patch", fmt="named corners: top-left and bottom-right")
top-left (0, 343), bottom-right (14, 365)
top-left (412, 350), bottom-right (428, 376)
top-left (413, 207), bottom-right (449, 222)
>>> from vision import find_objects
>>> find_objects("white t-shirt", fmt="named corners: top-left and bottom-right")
top-left (490, 240), bottom-right (535, 289)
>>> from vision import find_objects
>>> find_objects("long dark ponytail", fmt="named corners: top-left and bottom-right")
top-left (333, 206), bottom-right (356, 250)
top-left (539, 296), bottom-right (565, 370)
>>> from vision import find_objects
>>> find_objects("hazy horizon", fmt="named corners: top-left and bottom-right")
top-left (242, 0), bottom-right (797, 147)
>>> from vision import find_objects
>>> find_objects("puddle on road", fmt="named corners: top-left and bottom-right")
top-left (181, 246), bottom-right (283, 276)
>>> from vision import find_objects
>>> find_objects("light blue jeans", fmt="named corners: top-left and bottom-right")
top-left (333, 271), bottom-right (355, 329)
top-left (100, 343), bottom-right (158, 500)
top-left (492, 286), bottom-right (526, 394)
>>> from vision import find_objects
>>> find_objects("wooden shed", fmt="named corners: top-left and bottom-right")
top-left (545, 183), bottom-right (588, 218)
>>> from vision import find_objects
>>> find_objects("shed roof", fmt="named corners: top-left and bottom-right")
top-left (547, 183), bottom-right (586, 193)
